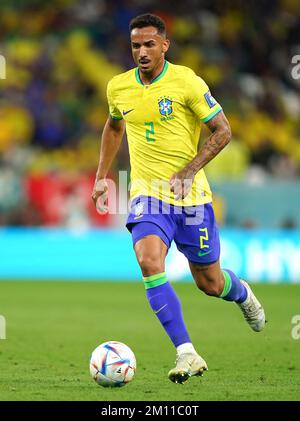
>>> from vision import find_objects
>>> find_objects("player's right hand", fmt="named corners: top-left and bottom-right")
top-left (92, 179), bottom-right (109, 215)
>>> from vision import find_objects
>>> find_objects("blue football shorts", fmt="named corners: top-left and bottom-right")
top-left (126, 195), bottom-right (220, 264)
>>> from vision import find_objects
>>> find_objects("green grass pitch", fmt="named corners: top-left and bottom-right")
top-left (0, 281), bottom-right (299, 401)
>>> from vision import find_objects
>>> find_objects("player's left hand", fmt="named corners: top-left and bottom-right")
top-left (92, 179), bottom-right (109, 214)
top-left (170, 167), bottom-right (195, 200)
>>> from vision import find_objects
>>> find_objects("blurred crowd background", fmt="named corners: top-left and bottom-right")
top-left (0, 0), bottom-right (299, 229)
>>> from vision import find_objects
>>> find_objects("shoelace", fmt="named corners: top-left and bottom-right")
top-left (241, 300), bottom-right (261, 321)
top-left (175, 354), bottom-right (189, 365)
top-left (175, 354), bottom-right (183, 364)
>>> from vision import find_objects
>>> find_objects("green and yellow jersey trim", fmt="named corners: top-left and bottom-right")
top-left (201, 106), bottom-right (222, 123)
top-left (110, 114), bottom-right (123, 120)
top-left (135, 61), bottom-right (169, 86)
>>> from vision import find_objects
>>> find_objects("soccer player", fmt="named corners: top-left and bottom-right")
top-left (92, 14), bottom-right (266, 384)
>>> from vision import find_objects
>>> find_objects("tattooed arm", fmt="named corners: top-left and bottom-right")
top-left (170, 111), bottom-right (231, 200)
top-left (189, 111), bottom-right (231, 173)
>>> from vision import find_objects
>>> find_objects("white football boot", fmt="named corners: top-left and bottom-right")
top-left (238, 280), bottom-right (266, 332)
top-left (168, 353), bottom-right (208, 384)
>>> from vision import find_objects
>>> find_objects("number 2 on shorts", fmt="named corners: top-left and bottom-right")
top-left (199, 227), bottom-right (209, 249)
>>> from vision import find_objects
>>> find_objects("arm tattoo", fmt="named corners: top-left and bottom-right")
top-left (187, 111), bottom-right (231, 174)
top-left (200, 128), bottom-right (228, 161)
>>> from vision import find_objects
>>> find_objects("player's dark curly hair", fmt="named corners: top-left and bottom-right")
top-left (129, 14), bottom-right (166, 37)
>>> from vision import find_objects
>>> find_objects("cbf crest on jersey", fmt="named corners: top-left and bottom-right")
top-left (158, 96), bottom-right (174, 121)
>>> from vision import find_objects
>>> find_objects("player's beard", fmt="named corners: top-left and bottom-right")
top-left (139, 67), bottom-right (152, 75)
top-left (138, 61), bottom-right (152, 74)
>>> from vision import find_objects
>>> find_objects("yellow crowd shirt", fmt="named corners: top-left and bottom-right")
top-left (107, 61), bottom-right (222, 206)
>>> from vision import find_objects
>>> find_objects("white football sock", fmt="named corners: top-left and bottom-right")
top-left (176, 342), bottom-right (197, 355)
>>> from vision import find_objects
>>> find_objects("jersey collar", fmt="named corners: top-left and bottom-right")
top-left (135, 60), bottom-right (169, 86)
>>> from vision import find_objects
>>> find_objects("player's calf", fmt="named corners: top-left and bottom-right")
top-left (189, 261), bottom-right (224, 297)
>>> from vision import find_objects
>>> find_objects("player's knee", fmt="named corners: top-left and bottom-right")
top-left (137, 253), bottom-right (164, 277)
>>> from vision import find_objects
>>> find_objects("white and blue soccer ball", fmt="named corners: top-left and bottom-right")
top-left (89, 341), bottom-right (136, 387)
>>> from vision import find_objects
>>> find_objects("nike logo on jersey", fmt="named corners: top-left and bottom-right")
top-left (122, 109), bottom-right (134, 115)
top-left (198, 250), bottom-right (212, 257)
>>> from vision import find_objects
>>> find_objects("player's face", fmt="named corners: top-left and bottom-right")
top-left (130, 26), bottom-right (170, 75)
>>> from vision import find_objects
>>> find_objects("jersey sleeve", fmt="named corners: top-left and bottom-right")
top-left (107, 80), bottom-right (123, 120)
top-left (185, 72), bottom-right (222, 123)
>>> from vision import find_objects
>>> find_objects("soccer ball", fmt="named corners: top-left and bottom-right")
top-left (89, 341), bottom-right (136, 387)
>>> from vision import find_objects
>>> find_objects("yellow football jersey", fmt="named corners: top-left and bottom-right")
top-left (107, 61), bottom-right (222, 206)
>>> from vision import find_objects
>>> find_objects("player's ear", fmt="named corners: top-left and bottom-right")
top-left (162, 39), bottom-right (170, 53)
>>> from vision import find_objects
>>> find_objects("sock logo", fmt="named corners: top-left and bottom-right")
top-left (154, 304), bottom-right (168, 314)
